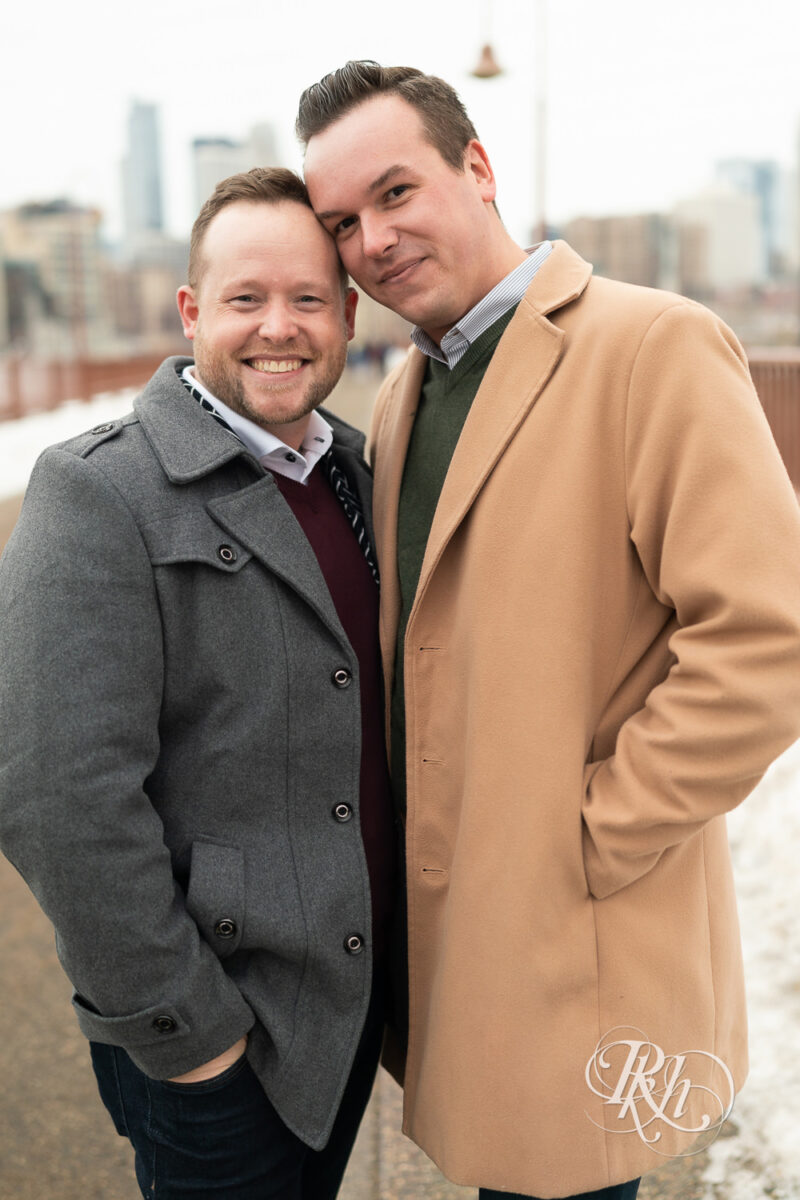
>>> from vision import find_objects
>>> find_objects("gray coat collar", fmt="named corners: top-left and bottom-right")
top-left (134, 356), bottom-right (366, 485)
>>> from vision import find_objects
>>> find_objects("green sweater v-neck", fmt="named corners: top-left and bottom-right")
top-left (390, 305), bottom-right (519, 812)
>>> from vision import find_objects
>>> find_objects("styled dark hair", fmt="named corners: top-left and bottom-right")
top-left (296, 60), bottom-right (479, 172)
top-left (188, 166), bottom-right (346, 290)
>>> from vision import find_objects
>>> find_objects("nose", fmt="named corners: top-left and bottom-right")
top-left (257, 301), bottom-right (299, 342)
top-left (360, 212), bottom-right (398, 259)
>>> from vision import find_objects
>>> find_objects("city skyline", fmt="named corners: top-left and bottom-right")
top-left (4, 0), bottom-right (800, 248)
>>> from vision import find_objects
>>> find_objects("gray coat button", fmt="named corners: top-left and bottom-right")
top-left (218, 545), bottom-right (237, 564)
top-left (331, 668), bottom-right (352, 688)
top-left (344, 934), bottom-right (364, 955)
top-left (214, 918), bottom-right (237, 938)
top-left (332, 803), bottom-right (353, 823)
top-left (152, 1014), bottom-right (177, 1033)
top-left (90, 423), bottom-right (114, 435)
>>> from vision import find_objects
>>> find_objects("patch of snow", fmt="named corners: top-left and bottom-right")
top-left (0, 392), bottom-right (136, 500)
top-left (705, 738), bottom-right (800, 1198)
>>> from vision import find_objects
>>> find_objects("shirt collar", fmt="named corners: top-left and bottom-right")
top-left (411, 241), bottom-right (553, 369)
top-left (182, 365), bottom-right (333, 484)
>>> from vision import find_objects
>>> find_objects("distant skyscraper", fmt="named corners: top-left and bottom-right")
top-left (192, 123), bottom-right (279, 213)
top-left (192, 138), bottom-right (247, 213)
top-left (122, 101), bottom-right (164, 254)
top-left (716, 159), bottom-right (786, 278)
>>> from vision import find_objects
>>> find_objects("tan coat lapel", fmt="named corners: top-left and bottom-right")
top-left (412, 241), bottom-right (593, 616)
top-left (372, 347), bottom-right (427, 692)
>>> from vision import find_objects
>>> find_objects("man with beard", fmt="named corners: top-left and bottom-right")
top-left (296, 62), bottom-right (800, 1200)
top-left (0, 167), bottom-right (395, 1200)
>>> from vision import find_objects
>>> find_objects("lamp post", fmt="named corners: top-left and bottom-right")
top-left (470, 0), bottom-right (503, 79)
top-left (471, 0), bottom-right (548, 245)
top-left (532, 0), bottom-right (548, 243)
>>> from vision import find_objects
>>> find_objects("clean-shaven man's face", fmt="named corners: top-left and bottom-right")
top-left (303, 94), bottom-right (502, 345)
top-left (177, 199), bottom-right (357, 450)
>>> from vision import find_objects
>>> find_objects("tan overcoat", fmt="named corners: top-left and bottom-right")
top-left (369, 242), bottom-right (800, 1196)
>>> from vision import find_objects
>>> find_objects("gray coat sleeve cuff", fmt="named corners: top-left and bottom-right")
top-left (73, 988), bottom-right (255, 1080)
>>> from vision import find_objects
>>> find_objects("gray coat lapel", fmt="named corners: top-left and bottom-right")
top-left (205, 476), bottom-right (348, 640)
top-left (134, 357), bottom-right (246, 482)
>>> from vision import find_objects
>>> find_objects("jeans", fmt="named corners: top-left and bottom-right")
top-left (479, 1180), bottom-right (640, 1200)
top-left (90, 985), bottom-right (384, 1200)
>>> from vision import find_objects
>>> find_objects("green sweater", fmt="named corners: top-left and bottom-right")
top-left (390, 306), bottom-right (519, 812)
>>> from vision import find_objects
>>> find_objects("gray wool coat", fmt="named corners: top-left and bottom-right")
top-left (0, 357), bottom-right (379, 1150)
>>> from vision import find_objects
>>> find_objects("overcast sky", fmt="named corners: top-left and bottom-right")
top-left (4, 0), bottom-right (799, 246)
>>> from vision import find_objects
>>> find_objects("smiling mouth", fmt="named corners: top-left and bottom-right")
top-left (380, 258), bottom-right (424, 285)
top-left (245, 357), bottom-right (307, 374)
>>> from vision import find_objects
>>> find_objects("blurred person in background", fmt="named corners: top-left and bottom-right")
top-left (0, 167), bottom-right (396, 1200)
top-left (297, 61), bottom-right (800, 1200)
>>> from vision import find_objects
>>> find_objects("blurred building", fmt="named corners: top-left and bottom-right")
top-left (106, 233), bottom-right (188, 353)
top-left (2, 261), bottom-right (51, 351)
top-left (122, 101), bottom-right (165, 257)
top-left (348, 288), bottom-right (411, 357)
top-left (783, 167), bottom-right (799, 274)
top-left (0, 234), bottom-right (9, 348)
top-left (715, 158), bottom-right (798, 280)
top-left (192, 123), bottom-right (279, 212)
top-left (673, 183), bottom-right (764, 292)
top-left (0, 200), bottom-right (112, 355)
top-left (561, 213), bottom-right (678, 290)
top-left (674, 220), bottom-right (710, 298)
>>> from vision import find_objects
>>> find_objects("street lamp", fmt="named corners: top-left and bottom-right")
top-left (470, 0), bottom-right (503, 78)
top-left (471, 43), bottom-right (503, 79)
top-left (471, 0), bottom-right (548, 244)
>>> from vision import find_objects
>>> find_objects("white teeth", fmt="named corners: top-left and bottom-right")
top-left (249, 359), bottom-right (303, 374)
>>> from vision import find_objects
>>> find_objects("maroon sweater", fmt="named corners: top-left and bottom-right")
top-left (270, 466), bottom-right (395, 966)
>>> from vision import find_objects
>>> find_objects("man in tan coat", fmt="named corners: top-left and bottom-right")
top-left (297, 62), bottom-right (800, 1200)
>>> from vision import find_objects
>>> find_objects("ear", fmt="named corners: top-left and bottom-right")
top-left (176, 285), bottom-right (200, 340)
top-left (464, 140), bottom-right (497, 204)
top-left (344, 286), bottom-right (358, 341)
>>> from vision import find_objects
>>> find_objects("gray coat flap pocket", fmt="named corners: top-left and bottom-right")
top-left (143, 511), bottom-right (252, 572)
top-left (186, 840), bottom-right (245, 958)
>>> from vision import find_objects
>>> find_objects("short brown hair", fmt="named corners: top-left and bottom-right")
top-left (296, 60), bottom-right (479, 172)
top-left (188, 166), bottom-right (346, 290)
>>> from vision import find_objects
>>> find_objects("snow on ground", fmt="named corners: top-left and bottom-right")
top-left (706, 737), bottom-right (800, 1199)
top-left (0, 391), bottom-right (137, 501)
top-left (2, 399), bottom-right (799, 1196)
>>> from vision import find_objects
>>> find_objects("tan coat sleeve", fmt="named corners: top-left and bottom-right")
top-left (582, 301), bottom-right (800, 898)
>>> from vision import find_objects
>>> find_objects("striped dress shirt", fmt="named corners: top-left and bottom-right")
top-left (411, 241), bottom-right (553, 369)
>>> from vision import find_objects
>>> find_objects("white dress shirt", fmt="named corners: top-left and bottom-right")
top-left (182, 365), bottom-right (333, 485)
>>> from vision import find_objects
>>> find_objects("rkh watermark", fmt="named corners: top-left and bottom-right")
top-left (584, 1027), bottom-right (735, 1156)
